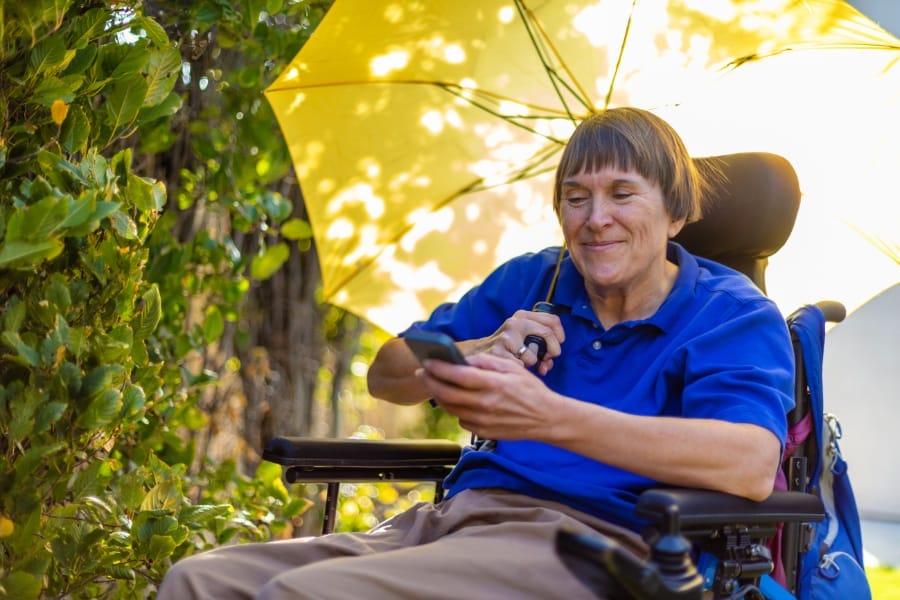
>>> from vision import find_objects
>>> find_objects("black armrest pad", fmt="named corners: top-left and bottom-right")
top-left (636, 488), bottom-right (824, 528)
top-left (262, 437), bottom-right (463, 467)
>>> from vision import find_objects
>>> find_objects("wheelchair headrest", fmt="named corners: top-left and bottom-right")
top-left (674, 152), bottom-right (801, 292)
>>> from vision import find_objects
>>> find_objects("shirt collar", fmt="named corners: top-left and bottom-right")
top-left (546, 242), bottom-right (698, 333)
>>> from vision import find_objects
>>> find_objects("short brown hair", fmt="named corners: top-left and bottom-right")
top-left (553, 107), bottom-right (707, 222)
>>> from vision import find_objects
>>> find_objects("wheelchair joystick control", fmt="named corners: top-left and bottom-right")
top-left (650, 509), bottom-right (704, 597)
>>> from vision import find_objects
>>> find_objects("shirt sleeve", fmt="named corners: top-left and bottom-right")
top-left (677, 297), bottom-right (795, 445)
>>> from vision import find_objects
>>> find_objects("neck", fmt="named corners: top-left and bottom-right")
top-left (589, 260), bottom-right (679, 328)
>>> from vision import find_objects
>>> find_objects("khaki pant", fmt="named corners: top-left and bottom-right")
top-left (157, 489), bottom-right (647, 599)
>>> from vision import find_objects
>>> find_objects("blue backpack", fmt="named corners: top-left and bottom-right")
top-left (786, 306), bottom-right (869, 600)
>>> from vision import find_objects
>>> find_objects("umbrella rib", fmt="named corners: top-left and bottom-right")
top-left (437, 84), bottom-right (567, 145)
top-left (722, 42), bottom-right (900, 70)
top-left (603, 0), bottom-right (639, 109)
top-left (267, 78), bottom-right (576, 120)
top-left (515, 0), bottom-right (594, 120)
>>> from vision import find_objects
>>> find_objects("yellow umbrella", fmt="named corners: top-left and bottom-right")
top-left (265, 0), bottom-right (899, 333)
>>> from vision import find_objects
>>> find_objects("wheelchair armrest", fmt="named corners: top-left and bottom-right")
top-left (636, 488), bottom-right (824, 531)
top-left (262, 437), bottom-right (463, 484)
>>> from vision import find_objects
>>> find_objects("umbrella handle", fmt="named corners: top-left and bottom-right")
top-left (524, 301), bottom-right (557, 361)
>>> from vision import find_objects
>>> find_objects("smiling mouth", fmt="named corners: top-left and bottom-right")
top-left (583, 240), bottom-right (620, 249)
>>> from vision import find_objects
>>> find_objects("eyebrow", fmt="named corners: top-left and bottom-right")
top-left (561, 177), bottom-right (640, 187)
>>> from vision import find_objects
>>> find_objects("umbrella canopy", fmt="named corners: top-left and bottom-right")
top-left (265, 0), bottom-right (900, 333)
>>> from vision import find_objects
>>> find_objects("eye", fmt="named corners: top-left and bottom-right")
top-left (564, 194), bottom-right (590, 206)
top-left (611, 188), bottom-right (633, 201)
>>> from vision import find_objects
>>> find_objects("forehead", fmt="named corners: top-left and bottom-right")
top-left (561, 166), bottom-right (651, 187)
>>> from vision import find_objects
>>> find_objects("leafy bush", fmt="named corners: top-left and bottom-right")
top-left (0, 2), bottom-right (304, 597)
top-left (1, 1), bottom-right (455, 596)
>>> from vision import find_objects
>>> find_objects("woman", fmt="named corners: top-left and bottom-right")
top-left (159, 108), bottom-right (793, 599)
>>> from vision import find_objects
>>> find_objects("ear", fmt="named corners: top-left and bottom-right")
top-left (667, 216), bottom-right (687, 239)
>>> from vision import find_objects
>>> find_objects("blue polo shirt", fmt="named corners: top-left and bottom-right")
top-left (400, 242), bottom-right (794, 532)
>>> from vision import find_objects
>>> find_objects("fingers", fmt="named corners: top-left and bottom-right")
top-left (493, 310), bottom-right (565, 363)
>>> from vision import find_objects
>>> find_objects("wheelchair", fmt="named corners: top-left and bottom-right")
top-left (263, 152), bottom-right (849, 599)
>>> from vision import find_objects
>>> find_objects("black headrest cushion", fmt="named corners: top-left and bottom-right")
top-left (674, 152), bottom-right (801, 289)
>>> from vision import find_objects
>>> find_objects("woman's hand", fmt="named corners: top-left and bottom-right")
top-left (464, 309), bottom-right (565, 376)
top-left (416, 353), bottom-right (563, 441)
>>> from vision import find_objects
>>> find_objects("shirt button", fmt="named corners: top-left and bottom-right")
top-left (592, 340), bottom-right (602, 350)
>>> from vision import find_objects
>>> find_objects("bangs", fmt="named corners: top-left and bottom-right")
top-left (552, 108), bottom-right (703, 222)
top-left (559, 124), bottom-right (656, 185)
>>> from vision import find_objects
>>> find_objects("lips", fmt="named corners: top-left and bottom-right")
top-left (582, 240), bottom-right (621, 250)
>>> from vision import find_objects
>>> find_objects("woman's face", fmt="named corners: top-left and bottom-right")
top-left (559, 166), bottom-right (684, 300)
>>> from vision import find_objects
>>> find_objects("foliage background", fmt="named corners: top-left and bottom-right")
top-left (0, 1), bottom-right (464, 597)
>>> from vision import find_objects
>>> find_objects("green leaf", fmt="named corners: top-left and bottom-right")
top-left (29, 35), bottom-right (69, 76)
top-left (34, 400), bottom-right (68, 434)
top-left (140, 480), bottom-right (181, 513)
top-left (146, 533), bottom-right (178, 563)
top-left (0, 239), bottom-right (64, 268)
top-left (283, 497), bottom-right (314, 519)
top-left (127, 173), bottom-right (166, 212)
top-left (2, 331), bottom-right (41, 367)
top-left (202, 305), bottom-right (224, 343)
top-left (281, 218), bottom-right (313, 240)
top-left (106, 565), bottom-right (136, 581)
top-left (81, 364), bottom-right (125, 400)
top-left (121, 383), bottom-right (146, 418)
top-left (8, 389), bottom-right (38, 441)
top-left (31, 76), bottom-right (74, 107)
top-left (59, 190), bottom-right (98, 230)
top-left (19, 195), bottom-right (69, 240)
top-left (142, 48), bottom-right (181, 106)
top-left (65, 44), bottom-right (99, 74)
top-left (80, 150), bottom-right (110, 186)
top-left (60, 104), bottom-right (91, 154)
top-left (58, 361), bottom-right (83, 395)
top-left (3, 296), bottom-right (26, 332)
top-left (105, 76), bottom-right (149, 140)
top-left (178, 504), bottom-right (232, 528)
top-left (250, 242), bottom-right (290, 280)
top-left (134, 513), bottom-right (179, 543)
top-left (136, 89), bottom-right (182, 126)
top-left (109, 210), bottom-right (139, 239)
top-left (75, 388), bottom-right (123, 429)
top-left (45, 278), bottom-right (72, 313)
top-left (14, 442), bottom-right (65, 483)
top-left (107, 42), bottom-right (150, 80)
top-left (133, 285), bottom-right (162, 340)
top-left (0, 570), bottom-right (42, 600)
top-left (135, 16), bottom-right (170, 47)
top-left (262, 191), bottom-right (292, 222)
top-left (89, 200), bottom-right (121, 223)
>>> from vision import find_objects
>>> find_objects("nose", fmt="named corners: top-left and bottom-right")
top-left (585, 196), bottom-right (614, 229)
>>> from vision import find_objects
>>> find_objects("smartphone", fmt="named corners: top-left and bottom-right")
top-left (404, 330), bottom-right (468, 365)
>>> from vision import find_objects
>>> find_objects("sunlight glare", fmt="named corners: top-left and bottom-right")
top-left (370, 49), bottom-right (409, 77)
top-left (498, 5), bottom-right (515, 24)
top-left (683, 0), bottom-right (736, 21)
top-left (325, 218), bottom-right (354, 240)
top-left (327, 182), bottom-right (384, 219)
top-left (421, 110), bottom-right (444, 134)
top-left (341, 224), bottom-right (381, 265)
top-left (498, 99), bottom-right (528, 116)
top-left (400, 207), bottom-right (455, 253)
top-left (443, 43), bottom-right (466, 64)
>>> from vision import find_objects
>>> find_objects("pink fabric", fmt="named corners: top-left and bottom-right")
top-left (768, 411), bottom-right (814, 586)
